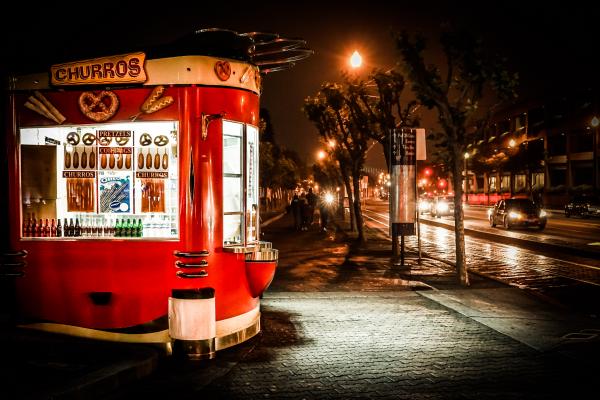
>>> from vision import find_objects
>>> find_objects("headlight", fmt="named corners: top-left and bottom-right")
top-left (539, 209), bottom-right (547, 218)
top-left (436, 202), bottom-right (449, 213)
top-left (508, 211), bottom-right (523, 220)
top-left (418, 200), bottom-right (430, 211)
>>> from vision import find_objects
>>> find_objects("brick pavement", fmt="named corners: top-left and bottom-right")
top-left (105, 211), bottom-right (596, 399)
top-left (201, 292), bottom-right (590, 399)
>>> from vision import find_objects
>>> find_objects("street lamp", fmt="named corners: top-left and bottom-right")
top-left (350, 50), bottom-right (362, 68)
top-left (317, 150), bottom-right (327, 161)
top-left (464, 152), bottom-right (470, 204)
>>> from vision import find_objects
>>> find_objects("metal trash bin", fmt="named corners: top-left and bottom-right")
top-left (168, 287), bottom-right (216, 360)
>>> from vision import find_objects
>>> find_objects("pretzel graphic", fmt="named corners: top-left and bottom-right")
top-left (214, 60), bottom-right (231, 81)
top-left (78, 91), bottom-right (119, 122)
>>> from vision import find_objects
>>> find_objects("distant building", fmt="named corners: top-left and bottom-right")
top-left (464, 88), bottom-right (599, 208)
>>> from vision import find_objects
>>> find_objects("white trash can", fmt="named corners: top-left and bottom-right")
top-left (168, 287), bottom-right (216, 360)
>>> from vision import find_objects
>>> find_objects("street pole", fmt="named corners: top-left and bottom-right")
top-left (415, 160), bottom-right (422, 264)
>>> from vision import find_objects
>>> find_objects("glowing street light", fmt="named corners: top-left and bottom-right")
top-left (317, 150), bottom-right (327, 161)
top-left (508, 139), bottom-right (516, 148)
top-left (350, 50), bottom-right (362, 68)
top-left (327, 139), bottom-right (336, 148)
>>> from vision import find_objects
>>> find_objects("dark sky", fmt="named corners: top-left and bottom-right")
top-left (3, 1), bottom-right (599, 169)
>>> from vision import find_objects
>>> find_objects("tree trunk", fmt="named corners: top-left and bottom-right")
top-left (340, 167), bottom-right (355, 231)
top-left (452, 151), bottom-right (470, 286)
top-left (351, 170), bottom-right (365, 243)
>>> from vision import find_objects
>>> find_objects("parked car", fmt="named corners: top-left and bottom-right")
top-left (430, 195), bottom-right (455, 218)
top-left (488, 198), bottom-right (547, 230)
top-left (564, 195), bottom-right (600, 218)
top-left (418, 195), bottom-right (432, 215)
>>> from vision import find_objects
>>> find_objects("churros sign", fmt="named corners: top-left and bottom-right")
top-left (51, 53), bottom-right (147, 86)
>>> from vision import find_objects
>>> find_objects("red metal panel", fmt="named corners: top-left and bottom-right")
top-left (9, 85), bottom-right (261, 330)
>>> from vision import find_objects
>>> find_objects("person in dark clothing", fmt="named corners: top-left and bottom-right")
top-left (290, 194), bottom-right (302, 231)
top-left (300, 193), bottom-right (311, 231)
top-left (306, 188), bottom-right (317, 227)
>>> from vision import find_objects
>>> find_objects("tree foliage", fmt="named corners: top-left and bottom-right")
top-left (396, 29), bottom-right (518, 286)
top-left (259, 109), bottom-right (303, 191)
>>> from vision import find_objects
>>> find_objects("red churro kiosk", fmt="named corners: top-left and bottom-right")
top-left (3, 29), bottom-right (311, 358)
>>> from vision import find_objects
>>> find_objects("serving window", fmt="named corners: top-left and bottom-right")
top-left (19, 121), bottom-right (179, 239)
top-left (222, 121), bottom-right (259, 247)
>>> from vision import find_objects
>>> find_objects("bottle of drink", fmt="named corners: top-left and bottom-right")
top-left (44, 218), bottom-right (50, 237)
top-left (125, 218), bottom-right (132, 237)
top-left (56, 218), bottom-right (62, 237)
top-left (137, 218), bottom-right (143, 237)
top-left (75, 218), bottom-right (81, 237)
top-left (23, 214), bottom-right (30, 237)
top-left (115, 219), bottom-right (121, 237)
top-left (68, 218), bottom-right (74, 237)
top-left (50, 219), bottom-right (56, 237)
top-left (38, 218), bottom-right (45, 237)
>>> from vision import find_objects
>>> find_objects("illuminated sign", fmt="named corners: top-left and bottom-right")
top-left (51, 53), bottom-right (147, 86)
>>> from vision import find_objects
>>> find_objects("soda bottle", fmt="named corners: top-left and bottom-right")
top-left (23, 214), bottom-right (31, 237)
top-left (56, 218), bottom-right (62, 237)
top-left (68, 218), bottom-right (74, 237)
top-left (74, 218), bottom-right (80, 237)
top-left (115, 219), bottom-right (121, 237)
top-left (125, 218), bottom-right (132, 237)
top-left (50, 219), bottom-right (56, 237)
top-left (137, 218), bottom-right (143, 237)
top-left (44, 218), bottom-right (50, 237)
top-left (38, 219), bottom-right (45, 237)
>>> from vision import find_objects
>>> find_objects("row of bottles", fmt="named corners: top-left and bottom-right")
top-left (21, 214), bottom-right (176, 238)
top-left (23, 217), bottom-right (62, 237)
top-left (22, 215), bottom-right (145, 238)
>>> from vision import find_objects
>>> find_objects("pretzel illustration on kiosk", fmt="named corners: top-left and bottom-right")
top-left (66, 131), bottom-right (80, 145)
top-left (78, 91), bottom-right (119, 122)
top-left (154, 135), bottom-right (169, 146)
top-left (139, 133), bottom-right (152, 146)
top-left (214, 60), bottom-right (231, 81)
top-left (82, 133), bottom-right (96, 145)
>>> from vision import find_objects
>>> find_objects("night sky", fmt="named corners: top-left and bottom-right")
top-left (2, 1), bottom-right (598, 169)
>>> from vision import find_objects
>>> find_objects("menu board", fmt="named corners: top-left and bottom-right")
top-left (19, 122), bottom-right (179, 239)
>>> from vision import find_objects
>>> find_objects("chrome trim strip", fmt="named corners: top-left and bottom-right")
top-left (216, 314), bottom-right (260, 351)
top-left (222, 245), bottom-right (259, 254)
top-left (172, 338), bottom-right (215, 360)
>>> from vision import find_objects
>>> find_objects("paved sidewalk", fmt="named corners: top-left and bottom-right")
top-left (104, 211), bottom-right (598, 399)
top-left (2, 210), bottom-right (599, 399)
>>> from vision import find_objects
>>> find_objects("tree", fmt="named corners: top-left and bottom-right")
top-left (304, 92), bottom-right (358, 235)
top-left (304, 81), bottom-right (376, 242)
top-left (343, 70), bottom-right (419, 255)
top-left (396, 30), bottom-right (518, 286)
top-left (259, 109), bottom-right (304, 210)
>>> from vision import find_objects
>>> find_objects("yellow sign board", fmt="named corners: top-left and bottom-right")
top-left (51, 52), bottom-right (147, 86)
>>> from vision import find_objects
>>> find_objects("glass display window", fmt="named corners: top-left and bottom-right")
top-left (19, 121), bottom-right (179, 240)
top-left (222, 120), bottom-right (259, 247)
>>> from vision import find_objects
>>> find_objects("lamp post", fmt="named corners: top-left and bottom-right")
top-left (464, 152), bottom-right (470, 204)
top-left (592, 116), bottom-right (599, 193)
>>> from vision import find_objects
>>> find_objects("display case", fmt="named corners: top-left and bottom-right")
top-left (19, 121), bottom-right (179, 239)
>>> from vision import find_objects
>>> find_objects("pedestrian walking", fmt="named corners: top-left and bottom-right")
top-left (300, 193), bottom-right (311, 231)
top-left (290, 194), bottom-right (302, 231)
